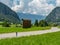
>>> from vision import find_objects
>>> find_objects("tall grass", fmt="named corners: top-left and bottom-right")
top-left (0, 32), bottom-right (60, 45)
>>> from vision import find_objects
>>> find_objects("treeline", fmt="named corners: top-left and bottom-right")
top-left (0, 19), bottom-right (59, 28)
top-left (34, 20), bottom-right (48, 27)
top-left (34, 20), bottom-right (59, 27)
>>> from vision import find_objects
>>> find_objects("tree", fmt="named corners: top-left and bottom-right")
top-left (34, 20), bottom-right (39, 27)
top-left (19, 18), bottom-right (24, 25)
top-left (2, 19), bottom-right (10, 27)
top-left (39, 20), bottom-right (48, 27)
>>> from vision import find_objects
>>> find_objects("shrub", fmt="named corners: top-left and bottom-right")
top-left (39, 20), bottom-right (48, 27)
top-left (51, 23), bottom-right (58, 27)
top-left (2, 20), bottom-right (10, 27)
top-left (16, 24), bottom-right (22, 27)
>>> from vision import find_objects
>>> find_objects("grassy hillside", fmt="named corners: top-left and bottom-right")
top-left (0, 32), bottom-right (60, 45)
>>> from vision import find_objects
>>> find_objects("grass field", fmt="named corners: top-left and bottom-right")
top-left (0, 25), bottom-right (50, 33)
top-left (0, 31), bottom-right (60, 45)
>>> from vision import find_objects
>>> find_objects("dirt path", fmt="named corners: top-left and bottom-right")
top-left (0, 27), bottom-right (60, 39)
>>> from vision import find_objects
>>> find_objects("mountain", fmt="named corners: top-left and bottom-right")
top-left (45, 7), bottom-right (60, 24)
top-left (17, 13), bottom-right (45, 23)
top-left (0, 2), bottom-right (20, 23)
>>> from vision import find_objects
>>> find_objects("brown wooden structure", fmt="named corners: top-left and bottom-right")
top-left (23, 20), bottom-right (31, 28)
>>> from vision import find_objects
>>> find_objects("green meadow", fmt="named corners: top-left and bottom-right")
top-left (0, 32), bottom-right (60, 45)
top-left (0, 25), bottom-right (50, 33)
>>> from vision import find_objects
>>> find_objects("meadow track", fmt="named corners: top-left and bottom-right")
top-left (0, 27), bottom-right (60, 39)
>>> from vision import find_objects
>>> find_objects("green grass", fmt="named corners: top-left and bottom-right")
top-left (0, 25), bottom-right (50, 33)
top-left (57, 26), bottom-right (60, 28)
top-left (0, 31), bottom-right (60, 45)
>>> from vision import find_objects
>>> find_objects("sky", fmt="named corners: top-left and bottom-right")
top-left (0, 0), bottom-right (60, 16)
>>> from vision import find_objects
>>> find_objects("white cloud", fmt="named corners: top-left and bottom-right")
top-left (32, 11), bottom-right (37, 14)
top-left (11, 0), bottom-right (24, 12)
top-left (0, 0), bottom-right (56, 16)
top-left (0, 0), bottom-right (11, 7)
top-left (28, 0), bottom-right (55, 16)
top-left (28, 0), bottom-right (47, 8)
top-left (56, 0), bottom-right (60, 6)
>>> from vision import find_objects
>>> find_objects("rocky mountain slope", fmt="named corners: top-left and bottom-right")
top-left (0, 2), bottom-right (20, 23)
top-left (45, 7), bottom-right (60, 24)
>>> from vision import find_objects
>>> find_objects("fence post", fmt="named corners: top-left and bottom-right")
top-left (16, 32), bottom-right (18, 37)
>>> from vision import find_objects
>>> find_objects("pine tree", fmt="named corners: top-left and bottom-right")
top-left (34, 20), bottom-right (39, 27)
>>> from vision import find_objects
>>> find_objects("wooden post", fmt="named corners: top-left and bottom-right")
top-left (16, 32), bottom-right (18, 37)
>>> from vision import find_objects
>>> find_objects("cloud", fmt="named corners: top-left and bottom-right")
top-left (0, 0), bottom-right (56, 16)
top-left (0, 0), bottom-right (11, 7)
top-left (56, 0), bottom-right (60, 6)
top-left (28, 0), bottom-right (55, 16)
top-left (11, 0), bottom-right (24, 12)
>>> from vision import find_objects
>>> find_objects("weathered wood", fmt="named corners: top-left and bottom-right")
top-left (23, 20), bottom-right (31, 28)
